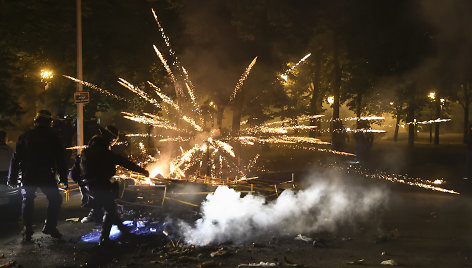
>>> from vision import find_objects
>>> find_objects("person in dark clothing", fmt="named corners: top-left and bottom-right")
top-left (70, 133), bottom-right (148, 245)
top-left (7, 110), bottom-right (68, 241)
top-left (71, 125), bottom-right (120, 224)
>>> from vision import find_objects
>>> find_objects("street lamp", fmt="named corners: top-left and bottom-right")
top-left (40, 69), bottom-right (53, 109)
top-left (428, 92), bottom-right (436, 101)
top-left (327, 96), bottom-right (334, 105)
top-left (427, 91), bottom-right (436, 143)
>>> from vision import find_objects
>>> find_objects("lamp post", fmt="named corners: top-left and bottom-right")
top-left (428, 91), bottom-right (435, 143)
top-left (40, 70), bottom-right (54, 109)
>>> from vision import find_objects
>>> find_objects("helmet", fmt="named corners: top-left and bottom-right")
top-left (34, 110), bottom-right (52, 126)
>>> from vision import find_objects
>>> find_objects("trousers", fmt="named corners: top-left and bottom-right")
top-left (21, 182), bottom-right (62, 232)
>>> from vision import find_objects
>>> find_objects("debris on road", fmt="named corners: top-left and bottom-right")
top-left (346, 259), bottom-right (365, 265)
top-left (380, 259), bottom-right (398, 265)
top-left (294, 234), bottom-right (313, 242)
top-left (210, 247), bottom-right (229, 258)
top-left (238, 261), bottom-right (279, 267)
top-left (0, 261), bottom-right (15, 268)
top-left (66, 218), bottom-right (80, 222)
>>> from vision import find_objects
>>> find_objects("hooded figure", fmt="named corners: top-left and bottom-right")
top-left (71, 128), bottom-right (148, 245)
top-left (8, 110), bottom-right (68, 241)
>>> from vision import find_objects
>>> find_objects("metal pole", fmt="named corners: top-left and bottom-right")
top-left (76, 0), bottom-right (84, 153)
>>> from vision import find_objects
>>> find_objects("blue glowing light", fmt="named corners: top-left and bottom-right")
top-left (80, 220), bottom-right (165, 243)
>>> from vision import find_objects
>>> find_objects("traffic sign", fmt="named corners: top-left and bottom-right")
top-left (74, 91), bottom-right (89, 104)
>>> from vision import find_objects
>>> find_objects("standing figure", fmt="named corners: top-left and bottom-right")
top-left (8, 110), bottom-right (68, 241)
top-left (71, 133), bottom-right (148, 245)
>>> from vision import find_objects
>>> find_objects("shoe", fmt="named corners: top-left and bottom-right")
top-left (81, 216), bottom-right (93, 223)
top-left (42, 226), bottom-right (62, 239)
top-left (23, 229), bottom-right (33, 242)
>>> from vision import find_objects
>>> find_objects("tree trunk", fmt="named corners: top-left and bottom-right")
top-left (217, 105), bottom-right (225, 130)
top-left (231, 104), bottom-right (242, 137)
top-left (464, 103), bottom-right (470, 144)
top-left (356, 93), bottom-right (362, 127)
top-left (394, 104), bottom-right (402, 142)
top-left (434, 99), bottom-right (440, 145)
top-left (331, 39), bottom-right (344, 150)
top-left (309, 54), bottom-right (322, 137)
top-left (332, 42), bottom-right (341, 121)
top-left (407, 90), bottom-right (415, 147)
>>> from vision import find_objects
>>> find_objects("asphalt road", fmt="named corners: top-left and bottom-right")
top-left (0, 174), bottom-right (471, 267)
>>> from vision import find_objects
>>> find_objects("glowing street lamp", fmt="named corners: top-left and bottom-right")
top-left (40, 70), bottom-right (54, 82)
top-left (40, 69), bottom-right (53, 109)
top-left (427, 91), bottom-right (436, 143)
top-left (327, 96), bottom-right (334, 105)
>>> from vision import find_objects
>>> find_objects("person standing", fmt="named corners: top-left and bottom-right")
top-left (7, 110), bottom-right (68, 241)
top-left (0, 131), bottom-right (13, 184)
top-left (71, 133), bottom-right (148, 246)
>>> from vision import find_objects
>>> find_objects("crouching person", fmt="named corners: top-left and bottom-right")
top-left (72, 134), bottom-right (148, 245)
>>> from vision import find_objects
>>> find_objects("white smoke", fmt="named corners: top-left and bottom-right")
top-left (178, 174), bottom-right (387, 246)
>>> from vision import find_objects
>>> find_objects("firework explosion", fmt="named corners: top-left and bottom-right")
top-left (64, 9), bottom-right (458, 197)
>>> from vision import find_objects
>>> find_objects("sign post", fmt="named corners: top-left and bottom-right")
top-left (74, 92), bottom-right (89, 104)
top-left (76, 0), bottom-right (84, 153)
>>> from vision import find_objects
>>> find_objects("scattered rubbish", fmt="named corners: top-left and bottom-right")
top-left (381, 251), bottom-right (387, 256)
top-left (66, 218), bottom-right (80, 222)
top-left (210, 247), bottom-right (229, 258)
top-left (346, 259), bottom-right (365, 265)
top-left (0, 261), bottom-right (15, 268)
top-left (294, 234), bottom-right (313, 242)
top-left (238, 262), bottom-right (278, 267)
top-left (380, 259), bottom-right (398, 266)
top-left (430, 211), bottom-right (438, 219)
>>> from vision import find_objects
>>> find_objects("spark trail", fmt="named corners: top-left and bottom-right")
top-left (229, 56), bottom-right (258, 102)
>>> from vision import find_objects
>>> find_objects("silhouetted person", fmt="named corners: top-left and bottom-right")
top-left (8, 110), bottom-right (68, 241)
top-left (71, 132), bottom-right (148, 246)
top-left (71, 125), bottom-right (120, 224)
top-left (0, 131), bottom-right (13, 184)
top-left (466, 124), bottom-right (472, 180)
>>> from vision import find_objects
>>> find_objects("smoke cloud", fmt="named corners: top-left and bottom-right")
top-left (178, 172), bottom-right (387, 246)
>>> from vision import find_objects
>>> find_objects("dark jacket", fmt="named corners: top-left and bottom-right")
top-left (71, 143), bottom-right (146, 188)
top-left (8, 125), bottom-right (67, 185)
